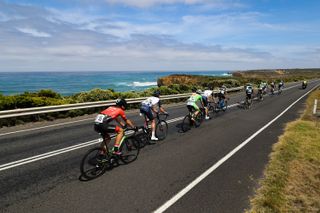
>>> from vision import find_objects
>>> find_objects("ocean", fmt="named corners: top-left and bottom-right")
top-left (0, 71), bottom-right (231, 96)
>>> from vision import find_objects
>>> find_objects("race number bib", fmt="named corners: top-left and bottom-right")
top-left (95, 114), bottom-right (106, 123)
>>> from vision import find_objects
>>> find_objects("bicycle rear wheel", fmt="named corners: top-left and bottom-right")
top-left (80, 147), bottom-right (110, 180)
top-left (207, 105), bottom-right (215, 118)
top-left (120, 137), bottom-right (140, 164)
top-left (194, 112), bottom-right (203, 127)
top-left (156, 120), bottom-right (168, 140)
top-left (181, 115), bottom-right (192, 132)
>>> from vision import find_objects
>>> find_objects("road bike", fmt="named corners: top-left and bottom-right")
top-left (138, 112), bottom-right (169, 147)
top-left (80, 127), bottom-right (140, 180)
top-left (213, 98), bottom-right (228, 113)
top-left (181, 107), bottom-right (205, 132)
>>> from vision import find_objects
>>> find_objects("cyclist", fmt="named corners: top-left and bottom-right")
top-left (245, 83), bottom-right (253, 103)
top-left (186, 88), bottom-right (204, 120)
top-left (302, 80), bottom-right (307, 89)
top-left (215, 85), bottom-right (227, 110)
top-left (258, 82), bottom-right (264, 99)
top-left (94, 98), bottom-right (136, 155)
top-left (261, 81), bottom-right (268, 94)
top-left (270, 81), bottom-right (275, 94)
top-left (201, 89), bottom-right (213, 120)
top-left (140, 90), bottom-right (168, 141)
top-left (278, 80), bottom-right (284, 91)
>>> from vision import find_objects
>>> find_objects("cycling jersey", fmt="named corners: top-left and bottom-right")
top-left (100, 106), bottom-right (127, 120)
top-left (140, 97), bottom-right (161, 121)
top-left (94, 106), bottom-right (127, 134)
top-left (142, 97), bottom-right (161, 107)
top-left (245, 86), bottom-right (253, 95)
top-left (187, 94), bottom-right (202, 111)
top-left (202, 90), bottom-right (213, 97)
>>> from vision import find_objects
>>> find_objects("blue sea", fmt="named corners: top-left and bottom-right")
top-left (0, 71), bottom-right (231, 96)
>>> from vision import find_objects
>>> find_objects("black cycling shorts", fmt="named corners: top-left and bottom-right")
top-left (140, 104), bottom-right (154, 121)
top-left (94, 122), bottom-right (118, 135)
top-left (187, 105), bottom-right (197, 113)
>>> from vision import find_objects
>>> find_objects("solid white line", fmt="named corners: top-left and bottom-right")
top-left (153, 84), bottom-right (319, 213)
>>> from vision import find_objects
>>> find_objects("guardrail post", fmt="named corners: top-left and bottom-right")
top-left (313, 99), bottom-right (318, 115)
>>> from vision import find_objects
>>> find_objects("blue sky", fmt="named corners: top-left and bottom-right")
top-left (0, 0), bottom-right (319, 71)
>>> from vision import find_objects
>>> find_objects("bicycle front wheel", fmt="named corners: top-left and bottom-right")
top-left (80, 147), bottom-right (109, 180)
top-left (181, 115), bottom-right (192, 132)
top-left (120, 137), bottom-right (140, 164)
top-left (156, 120), bottom-right (168, 140)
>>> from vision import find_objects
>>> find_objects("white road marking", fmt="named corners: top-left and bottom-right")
top-left (153, 83), bottom-right (319, 213)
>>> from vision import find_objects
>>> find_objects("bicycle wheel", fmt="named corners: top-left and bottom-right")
top-left (80, 147), bottom-right (110, 180)
top-left (181, 115), bottom-right (192, 132)
top-left (194, 112), bottom-right (203, 127)
top-left (119, 137), bottom-right (140, 164)
top-left (207, 105), bottom-right (214, 118)
top-left (156, 120), bottom-right (168, 140)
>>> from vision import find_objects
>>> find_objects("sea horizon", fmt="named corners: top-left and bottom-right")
top-left (0, 70), bottom-right (232, 96)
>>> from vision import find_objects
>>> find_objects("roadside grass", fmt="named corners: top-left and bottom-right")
top-left (247, 88), bottom-right (320, 213)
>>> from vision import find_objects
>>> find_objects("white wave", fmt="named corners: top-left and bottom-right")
top-left (132, 81), bottom-right (157, 87)
top-left (222, 73), bottom-right (232, 76)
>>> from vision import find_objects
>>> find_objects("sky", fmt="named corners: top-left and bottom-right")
top-left (0, 0), bottom-right (319, 72)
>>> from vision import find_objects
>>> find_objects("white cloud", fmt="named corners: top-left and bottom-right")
top-left (16, 27), bottom-right (52, 38)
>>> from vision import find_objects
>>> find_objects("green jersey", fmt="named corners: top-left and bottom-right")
top-left (187, 94), bottom-right (202, 106)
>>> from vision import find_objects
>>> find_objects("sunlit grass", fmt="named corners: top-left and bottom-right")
top-left (247, 89), bottom-right (320, 213)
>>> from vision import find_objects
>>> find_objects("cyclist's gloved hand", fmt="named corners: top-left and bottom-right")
top-left (123, 124), bottom-right (128, 129)
top-left (134, 126), bottom-right (139, 132)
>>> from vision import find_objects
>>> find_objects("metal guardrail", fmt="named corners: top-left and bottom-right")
top-left (0, 86), bottom-right (243, 119)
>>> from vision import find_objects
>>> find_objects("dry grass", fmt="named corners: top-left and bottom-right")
top-left (247, 88), bottom-right (320, 213)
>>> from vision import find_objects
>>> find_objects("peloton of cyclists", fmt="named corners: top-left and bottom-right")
top-left (94, 99), bottom-right (136, 155)
top-left (140, 91), bottom-right (168, 141)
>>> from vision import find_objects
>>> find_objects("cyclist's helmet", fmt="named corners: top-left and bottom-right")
top-left (116, 98), bottom-right (127, 109)
top-left (196, 89), bottom-right (202, 94)
top-left (153, 90), bottom-right (160, 97)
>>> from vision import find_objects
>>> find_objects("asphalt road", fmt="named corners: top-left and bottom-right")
top-left (0, 80), bottom-right (319, 213)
